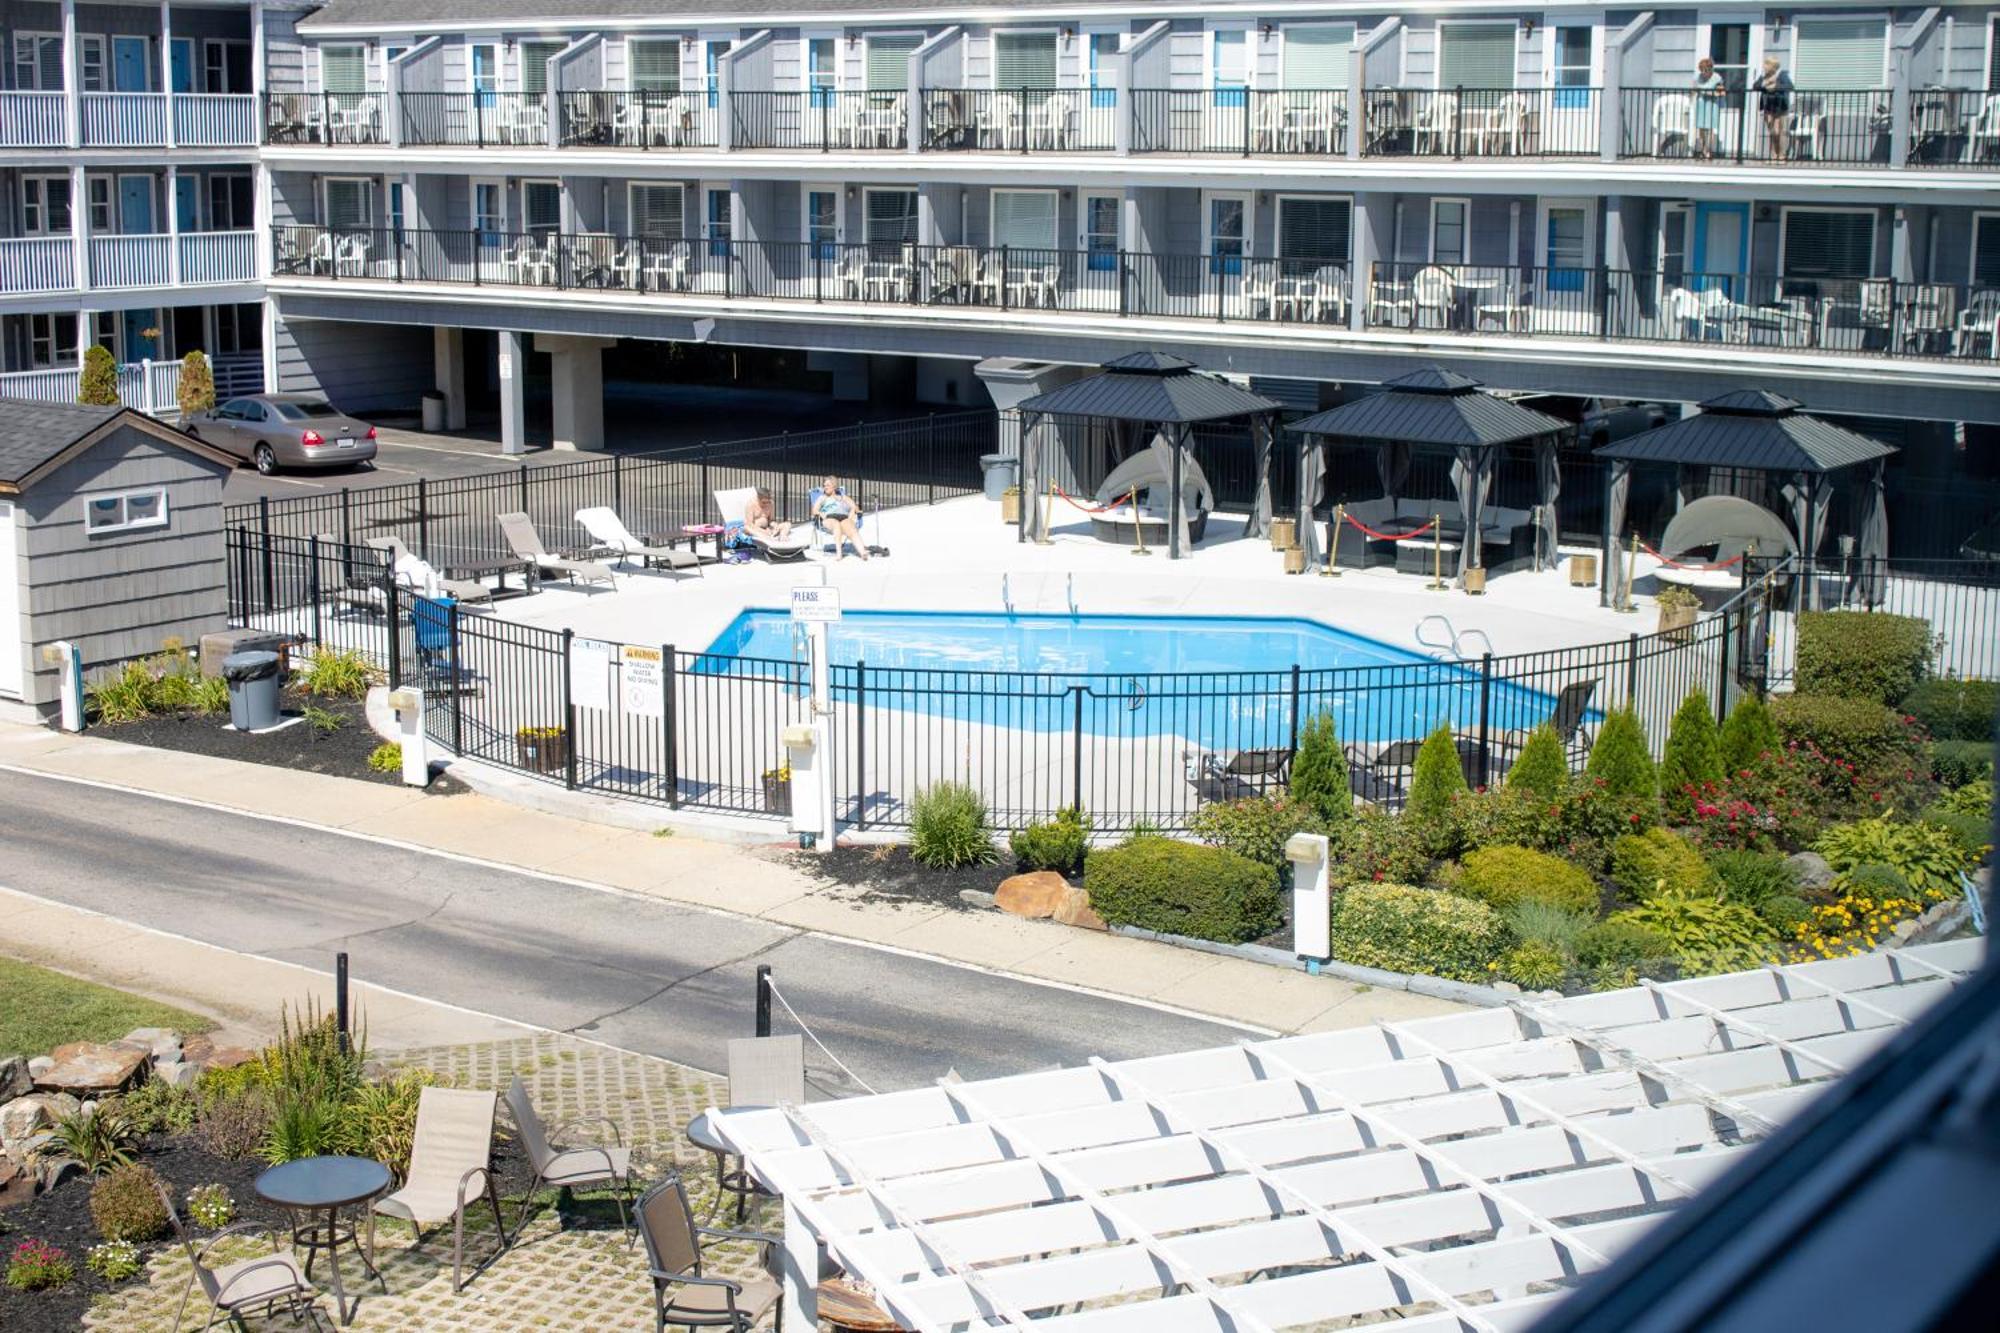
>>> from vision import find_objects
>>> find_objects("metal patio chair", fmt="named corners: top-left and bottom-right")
top-left (498, 511), bottom-right (617, 588)
top-left (156, 1178), bottom-right (326, 1332)
top-left (637, 1172), bottom-right (785, 1333)
top-left (370, 1087), bottom-right (508, 1293)
top-left (505, 1076), bottom-right (636, 1241)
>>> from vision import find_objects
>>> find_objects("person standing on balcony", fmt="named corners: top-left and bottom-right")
top-left (1751, 56), bottom-right (1794, 160)
top-left (1692, 58), bottom-right (1726, 159)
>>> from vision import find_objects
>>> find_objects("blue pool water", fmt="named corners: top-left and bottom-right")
top-left (700, 609), bottom-right (1583, 745)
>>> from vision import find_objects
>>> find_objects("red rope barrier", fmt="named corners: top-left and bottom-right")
top-left (1636, 538), bottom-right (1747, 571)
top-left (1341, 512), bottom-right (1439, 542)
top-left (1052, 484), bottom-right (1119, 515)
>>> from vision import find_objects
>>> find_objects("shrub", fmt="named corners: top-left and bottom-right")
top-left (1759, 894), bottom-right (1812, 934)
top-left (86, 1239), bottom-right (142, 1283)
top-left (1659, 691), bottom-right (1724, 819)
top-left (1288, 712), bottom-right (1350, 822)
top-left (263, 998), bottom-right (368, 1105)
top-left (1932, 740), bottom-right (1993, 789)
top-left (1188, 794), bottom-right (1329, 874)
top-left (1837, 862), bottom-right (1910, 897)
top-left (1327, 807), bottom-right (1433, 887)
top-left (1576, 919), bottom-right (1674, 970)
top-left (1500, 941), bottom-right (1568, 990)
top-left (89, 1164), bottom-right (169, 1242)
top-left (909, 781), bottom-right (998, 869)
top-left (1902, 678), bottom-right (1997, 743)
top-left (1505, 725), bottom-right (1569, 801)
top-left (346, 1070), bottom-right (451, 1185)
top-left (1610, 889), bottom-right (1776, 975)
top-left (193, 1088), bottom-right (271, 1160)
top-left (1719, 693), bottom-right (1781, 774)
top-left (261, 1093), bottom-right (348, 1167)
top-left (1504, 900), bottom-right (1595, 957)
top-left (1441, 845), bottom-right (1600, 916)
top-left (1010, 806), bottom-right (1090, 876)
top-left (1085, 837), bottom-right (1280, 943)
top-left (177, 348), bottom-right (216, 418)
top-left (1585, 706), bottom-right (1657, 802)
top-left (39, 1105), bottom-right (137, 1174)
top-left (1936, 777), bottom-right (1994, 818)
top-left (1610, 827), bottom-right (1717, 902)
top-left (78, 344), bottom-right (119, 406)
top-left (366, 742), bottom-right (403, 774)
top-left (6, 1239), bottom-right (75, 1292)
top-left (118, 1078), bottom-right (200, 1136)
top-left (1706, 849), bottom-right (1800, 917)
top-left (1795, 610), bottom-right (1932, 704)
top-left (1328, 884), bottom-right (1507, 983)
top-left (1795, 884), bottom-right (1931, 960)
top-left (1407, 723), bottom-right (1469, 821)
top-left (186, 1183), bottom-right (235, 1230)
top-left (298, 646), bottom-right (378, 700)
top-left (1921, 808), bottom-right (1992, 868)
top-left (1817, 817), bottom-right (1974, 902)
top-left (1447, 781), bottom-right (1631, 874)
top-left (1769, 694), bottom-right (1927, 791)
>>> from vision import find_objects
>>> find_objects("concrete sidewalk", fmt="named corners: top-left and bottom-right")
top-left (0, 724), bottom-right (1461, 1036)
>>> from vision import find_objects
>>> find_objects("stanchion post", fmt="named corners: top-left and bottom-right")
top-left (335, 951), bottom-right (350, 1052)
top-left (1128, 486), bottom-right (1150, 557)
top-left (1428, 512), bottom-right (1446, 591)
top-left (755, 964), bottom-right (773, 1038)
top-left (1323, 503), bottom-right (1343, 576)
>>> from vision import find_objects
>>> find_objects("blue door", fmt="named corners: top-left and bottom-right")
top-left (170, 39), bottom-right (194, 93)
top-left (471, 45), bottom-right (497, 110)
top-left (124, 309), bottom-right (159, 360)
top-left (119, 176), bottom-right (155, 233)
top-left (1690, 202), bottom-right (1748, 298)
top-left (113, 36), bottom-right (149, 91)
top-left (706, 188), bottom-right (731, 258)
top-left (174, 175), bottom-right (198, 230)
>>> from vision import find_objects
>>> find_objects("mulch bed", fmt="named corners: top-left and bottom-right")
top-left (788, 845), bottom-right (1053, 912)
top-left (91, 692), bottom-right (465, 794)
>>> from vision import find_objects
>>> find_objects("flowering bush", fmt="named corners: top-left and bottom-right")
top-left (6, 1240), bottom-right (75, 1292)
top-left (1681, 732), bottom-right (1929, 853)
top-left (1791, 889), bottom-right (1928, 960)
top-left (187, 1183), bottom-right (235, 1230)
top-left (86, 1240), bottom-right (142, 1282)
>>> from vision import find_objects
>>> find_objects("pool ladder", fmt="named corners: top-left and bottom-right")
top-left (1002, 573), bottom-right (1014, 615)
top-left (1067, 573), bottom-right (1079, 616)
top-left (1416, 615), bottom-right (1495, 662)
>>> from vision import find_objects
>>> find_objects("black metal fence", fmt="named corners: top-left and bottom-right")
top-left (1741, 554), bottom-right (2000, 686)
top-left (1363, 86), bottom-right (1601, 157)
top-left (1619, 86), bottom-right (1890, 165)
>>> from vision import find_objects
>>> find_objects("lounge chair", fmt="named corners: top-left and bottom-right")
top-left (713, 487), bottom-right (813, 562)
top-left (505, 1076), bottom-right (636, 1240)
top-left (809, 486), bottom-right (871, 558)
top-left (370, 1087), bottom-right (508, 1293)
top-left (363, 535), bottom-right (495, 604)
top-left (636, 1172), bottom-right (784, 1333)
top-left (575, 506), bottom-right (701, 575)
top-left (1345, 735), bottom-right (1485, 807)
top-left (1183, 747), bottom-right (1293, 803)
top-left (498, 511), bottom-right (617, 588)
top-left (155, 1177), bottom-right (326, 1332)
top-left (1492, 677), bottom-right (1600, 763)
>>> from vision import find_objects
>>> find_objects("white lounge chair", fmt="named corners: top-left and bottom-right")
top-left (713, 487), bottom-right (813, 561)
top-left (498, 511), bottom-right (617, 588)
top-left (575, 506), bottom-right (701, 575)
top-left (364, 535), bottom-right (495, 603)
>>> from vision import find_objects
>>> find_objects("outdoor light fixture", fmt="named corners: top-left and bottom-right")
top-left (1520, 18), bottom-right (1536, 35)
top-left (1061, 27), bottom-right (1075, 45)
top-left (1260, 23), bottom-right (1273, 39)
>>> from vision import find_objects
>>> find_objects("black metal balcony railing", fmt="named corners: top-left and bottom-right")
top-left (1907, 88), bottom-right (2000, 167)
top-left (266, 225), bottom-right (2000, 365)
top-left (557, 90), bottom-right (722, 149)
top-left (1130, 88), bottom-right (1349, 155)
top-left (1618, 86), bottom-right (1890, 165)
top-left (730, 89), bottom-right (907, 150)
top-left (400, 91), bottom-right (550, 146)
top-left (920, 89), bottom-right (1117, 152)
top-left (1362, 87), bottom-right (1601, 157)
top-left (263, 92), bottom-right (385, 145)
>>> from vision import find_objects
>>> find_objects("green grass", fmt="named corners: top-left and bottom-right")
top-left (0, 956), bottom-right (215, 1058)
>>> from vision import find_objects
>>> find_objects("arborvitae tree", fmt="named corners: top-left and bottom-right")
top-left (78, 344), bottom-right (119, 406)
top-left (1718, 692), bottom-right (1781, 774)
top-left (1659, 690), bottom-right (1725, 818)
top-left (1288, 711), bottom-right (1350, 822)
top-left (1586, 705), bottom-right (1658, 801)
top-left (1505, 724), bottom-right (1569, 802)
top-left (1407, 722), bottom-right (1470, 821)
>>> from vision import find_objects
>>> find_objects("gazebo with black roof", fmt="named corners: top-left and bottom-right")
top-left (1286, 368), bottom-right (1571, 584)
top-left (1014, 351), bottom-right (1282, 559)
top-left (1594, 390), bottom-right (1898, 608)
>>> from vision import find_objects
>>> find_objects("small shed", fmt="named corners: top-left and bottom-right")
top-left (0, 399), bottom-right (237, 719)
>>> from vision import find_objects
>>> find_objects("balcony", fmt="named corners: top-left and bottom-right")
top-left (921, 90), bottom-right (1116, 152)
top-left (403, 92), bottom-right (555, 147)
top-left (0, 236), bottom-right (75, 293)
top-left (0, 91), bottom-right (67, 147)
top-left (1618, 87), bottom-right (1891, 166)
top-left (0, 231), bottom-right (256, 295)
top-left (728, 91), bottom-right (904, 150)
top-left (556, 91), bottom-right (723, 149)
top-left (1131, 89), bottom-right (1347, 155)
top-left (1362, 88), bottom-right (1601, 158)
top-left (0, 353), bottom-right (262, 418)
top-left (182, 230), bottom-right (258, 284)
top-left (175, 94), bottom-right (259, 147)
top-left (264, 92), bottom-right (386, 145)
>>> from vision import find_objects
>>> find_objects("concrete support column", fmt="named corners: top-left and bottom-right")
top-left (70, 163), bottom-right (89, 293)
top-left (1890, 207), bottom-right (1914, 285)
top-left (498, 329), bottom-right (527, 456)
top-left (166, 164), bottom-right (181, 287)
top-left (433, 326), bottom-right (467, 431)
top-left (1350, 191), bottom-right (1388, 333)
top-left (536, 333), bottom-right (614, 452)
top-left (62, 0), bottom-right (81, 148)
top-left (160, 1), bottom-right (176, 148)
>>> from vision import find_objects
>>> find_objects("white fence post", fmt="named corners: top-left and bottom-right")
top-left (140, 357), bottom-right (156, 414)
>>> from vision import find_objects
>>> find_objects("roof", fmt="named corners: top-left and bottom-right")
top-left (1594, 392), bottom-right (1898, 474)
top-left (296, 0), bottom-right (1207, 30)
top-left (0, 398), bottom-right (236, 493)
top-left (709, 939), bottom-right (1980, 1333)
top-left (1018, 353), bottom-right (1279, 426)
top-left (1287, 367), bottom-right (1570, 449)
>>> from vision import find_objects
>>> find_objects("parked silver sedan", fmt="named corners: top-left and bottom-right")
top-left (187, 393), bottom-right (379, 475)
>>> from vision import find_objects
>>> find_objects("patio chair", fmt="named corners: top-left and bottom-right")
top-left (810, 485), bottom-right (869, 558)
top-left (636, 1172), bottom-right (785, 1333)
top-left (575, 506), bottom-right (701, 575)
top-left (410, 594), bottom-right (480, 697)
top-left (155, 1177), bottom-right (326, 1333)
top-left (1480, 677), bottom-right (1599, 768)
top-left (370, 1086), bottom-right (508, 1293)
top-left (717, 1035), bottom-right (805, 1220)
top-left (364, 535), bottom-right (495, 604)
top-left (1966, 94), bottom-right (2000, 164)
top-left (1412, 266), bottom-right (1454, 329)
top-left (1344, 735), bottom-right (1484, 807)
top-left (1184, 746), bottom-right (1293, 803)
top-left (504, 1076), bottom-right (636, 1240)
top-left (1651, 93), bottom-right (1693, 156)
top-left (498, 511), bottom-right (617, 588)
top-left (1953, 289), bottom-right (2000, 358)
top-left (1412, 90), bottom-right (1458, 153)
top-left (714, 487), bottom-right (814, 561)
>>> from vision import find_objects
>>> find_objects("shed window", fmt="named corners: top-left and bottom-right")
top-left (1438, 23), bottom-right (1516, 90)
top-left (85, 487), bottom-right (170, 534)
top-left (1782, 209), bottom-right (1875, 279)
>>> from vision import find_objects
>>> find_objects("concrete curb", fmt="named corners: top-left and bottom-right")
top-left (1106, 924), bottom-right (1515, 1008)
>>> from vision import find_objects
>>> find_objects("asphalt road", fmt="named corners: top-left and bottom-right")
top-left (1, 773), bottom-right (1250, 1094)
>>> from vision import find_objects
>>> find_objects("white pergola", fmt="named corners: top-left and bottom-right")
top-left (708, 940), bottom-right (1983, 1333)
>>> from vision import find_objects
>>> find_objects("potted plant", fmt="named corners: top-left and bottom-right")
top-left (1000, 485), bottom-right (1021, 525)
top-left (1462, 565), bottom-right (1488, 595)
top-left (1656, 584), bottom-right (1701, 640)
top-left (762, 764), bottom-right (792, 815)
top-left (515, 725), bottom-right (569, 774)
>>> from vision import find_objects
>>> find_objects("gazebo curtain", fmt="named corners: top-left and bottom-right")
top-left (1534, 438), bottom-right (1561, 570)
top-left (1782, 471), bottom-right (1837, 609)
top-left (1376, 442), bottom-right (1411, 502)
top-left (1298, 440), bottom-right (1325, 570)
top-left (1602, 459), bottom-right (1632, 606)
top-left (1247, 416), bottom-right (1274, 540)
top-left (1857, 459), bottom-right (1889, 604)
top-left (1449, 447), bottom-right (1492, 581)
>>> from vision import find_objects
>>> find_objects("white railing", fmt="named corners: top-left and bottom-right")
top-left (0, 236), bottom-right (76, 293)
top-left (174, 93), bottom-right (258, 146)
top-left (89, 233), bottom-right (171, 288)
top-left (0, 366), bottom-right (86, 404)
top-left (0, 90), bottom-right (67, 146)
top-left (179, 230), bottom-right (258, 284)
top-left (0, 355), bottom-right (261, 417)
top-left (80, 91), bottom-right (167, 145)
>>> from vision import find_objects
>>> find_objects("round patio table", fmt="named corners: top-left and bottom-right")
top-left (686, 1108), bottom-right (774, 1221)
top-left (255, 1155), bottom-right (391, 1327)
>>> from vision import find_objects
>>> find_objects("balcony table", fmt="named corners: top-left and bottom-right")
top-left (255, 1156), bottom-right (391, 1326)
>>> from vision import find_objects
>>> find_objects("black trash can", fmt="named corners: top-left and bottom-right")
top-left (221, 650), bottom-right (283, 732)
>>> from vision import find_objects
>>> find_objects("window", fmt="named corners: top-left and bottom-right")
top-left (1552, 27), bottom-right (1592, 86)
top-left (85, 488), bottom-right (170, 535)
top-left (22, 176), bottom-right (71, 235)
top-left (1207, 194), bottom-right (1246, 274)
top-left (1277, 196), bottom-right (1351, 266)
top-left (388, 181), bottom-right (405, 233)
top-left (1088, 33), bottom-right (1119, 108)
top-left (866, 34), bottom-right (920, 92)
top-left (631, 183), bottom-right (682, 238)
top-left (1707, 24), bottom-right (1750, 91)
top-left (28, 313), bottom-right (77, 368)
top-left (80, 36), bottom-right (105, 92)
top-left (1438, 23), bottom-right (1516, 90)
top-left (14, 33), bottom-right (62, 90)
top-left (1781, 208), bottom-right (1876, 279)
top-left (1212, 29), bottom-right (1247, 107)
top-left (629, 38), bottom-right (680, 93)
top-left (470, 44), bottom-right (498, 104)
top-left (321, 44), bottom-right (366, 94)
top-left (1282, 25), bottom-right (1352, 90)
top-left (217, 303), bottom-right (260, 354)
top-left (994, 32), bottom-right (1057, 91)
top-left (204, 39), bottom-right (251, 93)
top-left (805, 188), bottom-right (838, 256)
top-left (323, 177), bottom-right (374, 230)
top-left (522, 180), bottom-right (561, 237)
top-left (1792, 17), bottom-right (1888, 88)
top-left (704, 186), bottom-right (731, 256)
top-left (1430, 199), bottom-right (1469, 264)
top-left (1084, 194), bottom-right (1119, 271)
top-left (208, 175), bottom-right (253, 230)
top-left (87, 178), bottom-right (112, 232)
top-left (806, 37), bottom-right (836, 104)
top-left (1975, 215), bottom-right (2000, 288)
top-left (991, 189), bottom-right (1057, 252)
top-left (520, 40), bottom-right (566, 96)
top-left (475, 182), bottom-right (503, 244)
top-left (864, 188), bottom-right (918, 252)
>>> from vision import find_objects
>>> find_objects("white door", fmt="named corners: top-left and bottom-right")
top-left (0, 501), bottom-right (21, 699)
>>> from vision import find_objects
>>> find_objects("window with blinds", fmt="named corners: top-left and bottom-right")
top-left (865, 188), bottom-right (918, 244)
top-left (991, 190), bottom-right (1058, 251)
top-left (1782, 209), bottom-right (1876, 278)
top-left (994, 33), bottom-right (1058, 90)
top-left (1990, 19), bottom-right (2000, 92)
top-left (1437, 23), bottom-right (1516, 90)
top-left (523, 180), bottom-right (561, 234)
top-left (324, 178), bottom-right (373, 228)
top-left (1281, 26), bottom-right (1352, 90)
top-left (1974, 215), bottom-right (2000, 287)
top-left (321, 44), bottom-right (367, 94)
top-left (1277, 197), bottom-right (1351, 263)
top-left (14, 34), bottom-right (62, 90)
top-left (866, 35), bottom-right (921, 91)
top-left (631, 184), bottom-right (682, 238)
top-left (629, 39), bottom-right (680, 93)
top-left (520, 41), bottom-right (566, 95)
top-left (1791, 18), bottom-right (1887, 88)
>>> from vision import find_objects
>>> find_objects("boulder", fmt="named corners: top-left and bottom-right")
top-left (123, 1028), bottom-right (184, 1062)
top-left (1785, 851), bottom-right (1834, 892)
top-left (199, 1046), bottom-right (255, 1072)
top-left (1, 1092), bottom-right (81, 1155)
top-left (958, 889), bottom-right (999, 909)
top-left (0, 1158), bottom-right (32, 1210)
top-left (33, 1041), bottom-right (149, 1096)
top-left (27, 1056), bottom-right (52, 1079)
top-left (995, 871), bottom-right (1072, 919)
top-left (0, 1056), bottom-right (29, 1101)
top-left (151, 1060), bottom-right (201, 1090)
top-left (1052, 886), bottom-right (1107, 931)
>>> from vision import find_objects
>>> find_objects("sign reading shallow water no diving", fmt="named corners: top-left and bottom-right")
top-left (790, 586), bottom-right (841, 623)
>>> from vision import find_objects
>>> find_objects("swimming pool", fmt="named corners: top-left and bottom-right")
top-left (699, 609), bottom-right (1587, 745)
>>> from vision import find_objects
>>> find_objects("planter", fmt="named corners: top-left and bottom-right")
top-left (515, 730), bottom-right (569, 774)
top-left (1462, 566), bottom-right (1488, 595)
top-left (1000, 488), bottom-right (1021, 525)
top-left (763, 774), bottom-right (793, 816)
top-left (1568, 553), bottom-right (1599, 587)
top-left (1657, 603), bottom-right (1699, 641)
top-left (1282, 546), bottom-right (1307, 575)
top-left (1269, 517), bottom-right (1298, 551)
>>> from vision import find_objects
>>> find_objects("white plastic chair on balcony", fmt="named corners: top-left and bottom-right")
top-left (1952, 288), bottom-right (2000, 357)
top-left (1368, 277), bottom-right (1416, 328)
top-left (501, 98), bottom-right (547, 145)
top-left (1250, 95), bottom-right (1286, 152)
top-left (1468, 93), bottom-right (1531, 155)
top-left (334, 233), bottom-right (372, 277)
top-left (1477, 275), bottom-right (1533, 332)
top-left (1966, 96), bottom-right (2000, 164)
top-left (1312, 264), bottom-right (1349, 323)
top-left (507, 237), bottom-right (558, 287)
top-left (645, 241), bottom-right (691, 293)
top-left (608, 243), bottom-right (642, 290)
top-left (328, 99), bottom-right (377, 143)
top-left (305, 230), bottom-right (336, 276)
top-left (1239, 265), bottom-right (1278, 320)
top-left (857, 93), bottom-right (904, 147)
top-left (1283, 94), bottom-right (1344, 153)
top-left (1413, 91), bottom-right (1458, 153)
top-left (1006, 261), bottom-right (1060, 309)
top-left (1412, 265), bottom-right (1454, 329)
top-left (1030, 95), bottom-right (1074, 150)
top-left (970, 252), bottom-right (1005, 306)
top-left (989, 93), bottom-right (1025, 150)
top-left (1652, 94), bottom-right (1693, 156)
top-left (1785, 97), bottom-right (1827, 160)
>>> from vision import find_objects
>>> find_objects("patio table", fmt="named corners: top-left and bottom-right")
top-left (255, 1155), bottom-right (391, 1326)
top-left (688, 1108), bottom-right (773, 1221)
top-left (443, 557), bottom-right (537, 599)
top-left (677, 523), bottom-right (728, 562)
